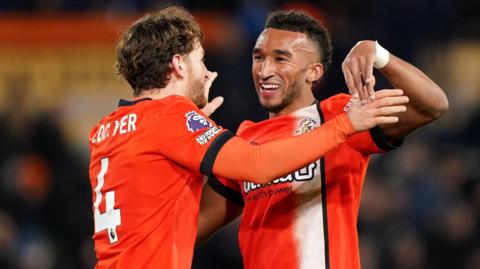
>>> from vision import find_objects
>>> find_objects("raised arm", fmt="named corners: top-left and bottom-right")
top-left (342, 40), bottom-right (449, 139)
top-left (212, 89), bottom-right (409, 184)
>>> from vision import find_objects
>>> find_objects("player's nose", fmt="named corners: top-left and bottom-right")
top-left (259, 59), bottom-right (275, 79)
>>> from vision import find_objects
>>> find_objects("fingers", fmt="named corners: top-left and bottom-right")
top-left (373, 89), bottom-right (405, 99)
top-left (343, 58), bottom-right (369, 102)
top-left (209, 96), bottom-right (224, 113)
top-left (370, 96), bottom-right (409, 110)
top-left (373, 116), bottom-right (399, 125)
top-left (201, 96), bottom-right (224, 116)
top-left (343, 41), bottom-right (377, 102)
top-left (351, 60), bottom-right (368, 101)
top-left (374, 105), bottom-right (407, 116)
top-left (342, 63), bottom-right (358, 98)
top-left (363, 55), bottom-right (375, 99)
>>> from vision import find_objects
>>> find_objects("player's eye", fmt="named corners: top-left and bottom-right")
top-left (275, 57), bottom-right (287, 62)
top-left (253, 55), bottom-right (264, 61)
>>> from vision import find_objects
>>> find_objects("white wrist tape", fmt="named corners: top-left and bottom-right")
top-left (374, 41), bottom-right (390, 69)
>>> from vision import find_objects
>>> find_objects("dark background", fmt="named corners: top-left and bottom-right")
top-left (0, 0), bottom-right (478, 268)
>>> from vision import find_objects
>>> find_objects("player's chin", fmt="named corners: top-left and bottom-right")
top-left (260, 98), bottom-right (280, 111)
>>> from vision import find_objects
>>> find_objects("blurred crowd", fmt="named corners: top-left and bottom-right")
top-left (0, 0), bottom-right (479, 269)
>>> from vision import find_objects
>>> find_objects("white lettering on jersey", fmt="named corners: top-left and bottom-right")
top-left (196, 126), bottom-right (221, 145)
top-left (92, 113), bottom-right (137, 144)
top-left (243, 162), bottom-right (317, 194)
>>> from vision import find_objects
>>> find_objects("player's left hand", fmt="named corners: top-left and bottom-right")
top-left (201, 96), bottom-right (224, 116)
top-left (201, 71), bottom-right (223, 116)
top-left (342, 40), bottom-right (376, 102)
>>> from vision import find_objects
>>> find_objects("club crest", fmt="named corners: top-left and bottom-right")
top-left (295, 117), bottom-right (316, 134)
top-left (185, 111), bottom-right (212, 132)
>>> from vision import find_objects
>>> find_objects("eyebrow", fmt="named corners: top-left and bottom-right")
top-left (273, 49), bottom-right (293, 58)
top-left (252, 48), bottom-right (293, 58)
top-left (252, 48), bottom-right (262, 54)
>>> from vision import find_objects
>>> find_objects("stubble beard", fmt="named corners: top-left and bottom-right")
top-left (189, 77), bottom-right (207, 108)
top-left (260, 84), bottom-right (298, 114)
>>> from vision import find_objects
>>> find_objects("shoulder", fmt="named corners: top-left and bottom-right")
top-left (148, 95), bottom-right (197, 113)
top-left (237, 120), bottom-right (255, 135)
top-left (88, 110), bottom-right (117, 143)
top-left (140, 95), bottom-right (205, 125)
top-left (320, 93), bottom-right (352, 119)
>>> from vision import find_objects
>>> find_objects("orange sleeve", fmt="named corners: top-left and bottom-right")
top-left (212, 112), bottom-right (355, 184)
top-left (321, 93), bottom-right (402, 155)
top-left (152, 97), bottom-right (232, 174)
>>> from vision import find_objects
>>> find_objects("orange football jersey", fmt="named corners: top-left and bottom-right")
top-left (89, 96), bottom-right (232, 269)
top-left (209, 94), bottom-right (401, 269)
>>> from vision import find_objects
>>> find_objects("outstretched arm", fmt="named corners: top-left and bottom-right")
top-left (342, 40), bottom-right (449, 139)
top-left (196, 183), bottom-right (242, 247)
top-left (213, 90), bottom-right (408, 184)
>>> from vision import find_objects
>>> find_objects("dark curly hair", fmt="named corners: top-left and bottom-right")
top-left (265, 10), bottom-right (332, 71)
top-left (115, 6), bottom-right (203, 96)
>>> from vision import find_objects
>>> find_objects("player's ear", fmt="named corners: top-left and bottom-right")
top-left (307, 63), bottom-right (324, 83)
top-left (171, 54), bottom-right (185, 78)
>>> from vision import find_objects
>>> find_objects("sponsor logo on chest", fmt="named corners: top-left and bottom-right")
top-left (243, 161), bottom-right (317, 194)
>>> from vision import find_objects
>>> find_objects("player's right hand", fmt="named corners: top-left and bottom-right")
top-left (201, 96), bottom-right (224, 116)
top-left (346, 89), bottom-right (408, 131)
top-left (342, 40), bottom-right (376, 102)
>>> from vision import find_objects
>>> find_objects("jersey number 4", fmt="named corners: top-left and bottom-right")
top-left (94, 157), bottom-right (121, 244)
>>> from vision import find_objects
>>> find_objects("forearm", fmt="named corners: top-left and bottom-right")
top-left (379, 55), bottom-right (448, 138)
top-left (196, 184), bottom-right (242, 247)
top-left (212, 113), bottom-right (354, 184)
top-left (381, 55), bottom-right (448, 117)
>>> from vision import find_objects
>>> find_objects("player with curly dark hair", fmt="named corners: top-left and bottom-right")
top-left (198, 9), bottom-right (448, 269)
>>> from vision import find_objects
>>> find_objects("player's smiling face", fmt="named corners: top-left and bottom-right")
top-left (252, 28), bottom-right (321, 114)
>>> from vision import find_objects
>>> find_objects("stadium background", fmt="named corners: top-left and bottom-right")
top-left (0, 0), bottom-right (478, 268)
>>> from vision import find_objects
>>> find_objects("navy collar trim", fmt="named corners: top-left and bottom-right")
top-left (118, 98), bottom-right (152, 107)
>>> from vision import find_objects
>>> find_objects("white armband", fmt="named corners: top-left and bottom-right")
top-left (374, 41), bottom-right (390, 69)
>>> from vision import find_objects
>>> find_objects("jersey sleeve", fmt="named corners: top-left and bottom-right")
top-left (207, 176), bottom-right (244, 206)
top-left (152, 97), bottom-right (234, 176)
top-left (322, 93), bottom-right (403, 155)
top-left (347, 126), bottom-right (403, 154)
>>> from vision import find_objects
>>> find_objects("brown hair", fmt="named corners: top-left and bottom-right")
top-left (115, 6), bottom-right (203, 95)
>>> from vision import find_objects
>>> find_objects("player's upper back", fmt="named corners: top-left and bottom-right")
top-left (90, 96), bottom-right (185, 150)
top-left (88, 95), bottom-right (210, 268)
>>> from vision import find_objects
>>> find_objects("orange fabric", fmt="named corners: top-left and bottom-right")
top-left (213, 112), bottom-right (354, 184)
top-left (89, 96), bottom-right (227, 269)
top-left (320, 94), bottom-right (381, 269)
top-left (212, 94), bottom-right (387, 269)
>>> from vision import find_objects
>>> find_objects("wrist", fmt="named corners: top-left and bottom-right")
top-left (336, 112), bottom-right (356, 137)
top-left (374, 41), bottom-right (390, 69)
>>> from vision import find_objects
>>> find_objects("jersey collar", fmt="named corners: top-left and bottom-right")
top-left (118, 98), bottom-right (152, 107)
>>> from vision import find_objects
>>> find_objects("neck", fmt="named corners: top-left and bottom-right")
top-left (269, 89), bottom-right (316, 118)
top-left (134, 80), bottom-right (188, 100)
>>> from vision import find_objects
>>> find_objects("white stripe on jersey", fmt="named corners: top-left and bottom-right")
top-left (292, 104), bottom-right (327, 269)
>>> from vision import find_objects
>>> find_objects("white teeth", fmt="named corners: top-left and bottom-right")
top-left (261, 84), bottom-right (280, 90)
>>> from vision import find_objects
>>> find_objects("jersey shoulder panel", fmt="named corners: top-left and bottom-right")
top-left (319, 93), bottom-right (352, 120)
top-left (144, 95), bottom-right (198, 117)
top-left (237, 120), bottom-right (256, 135)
